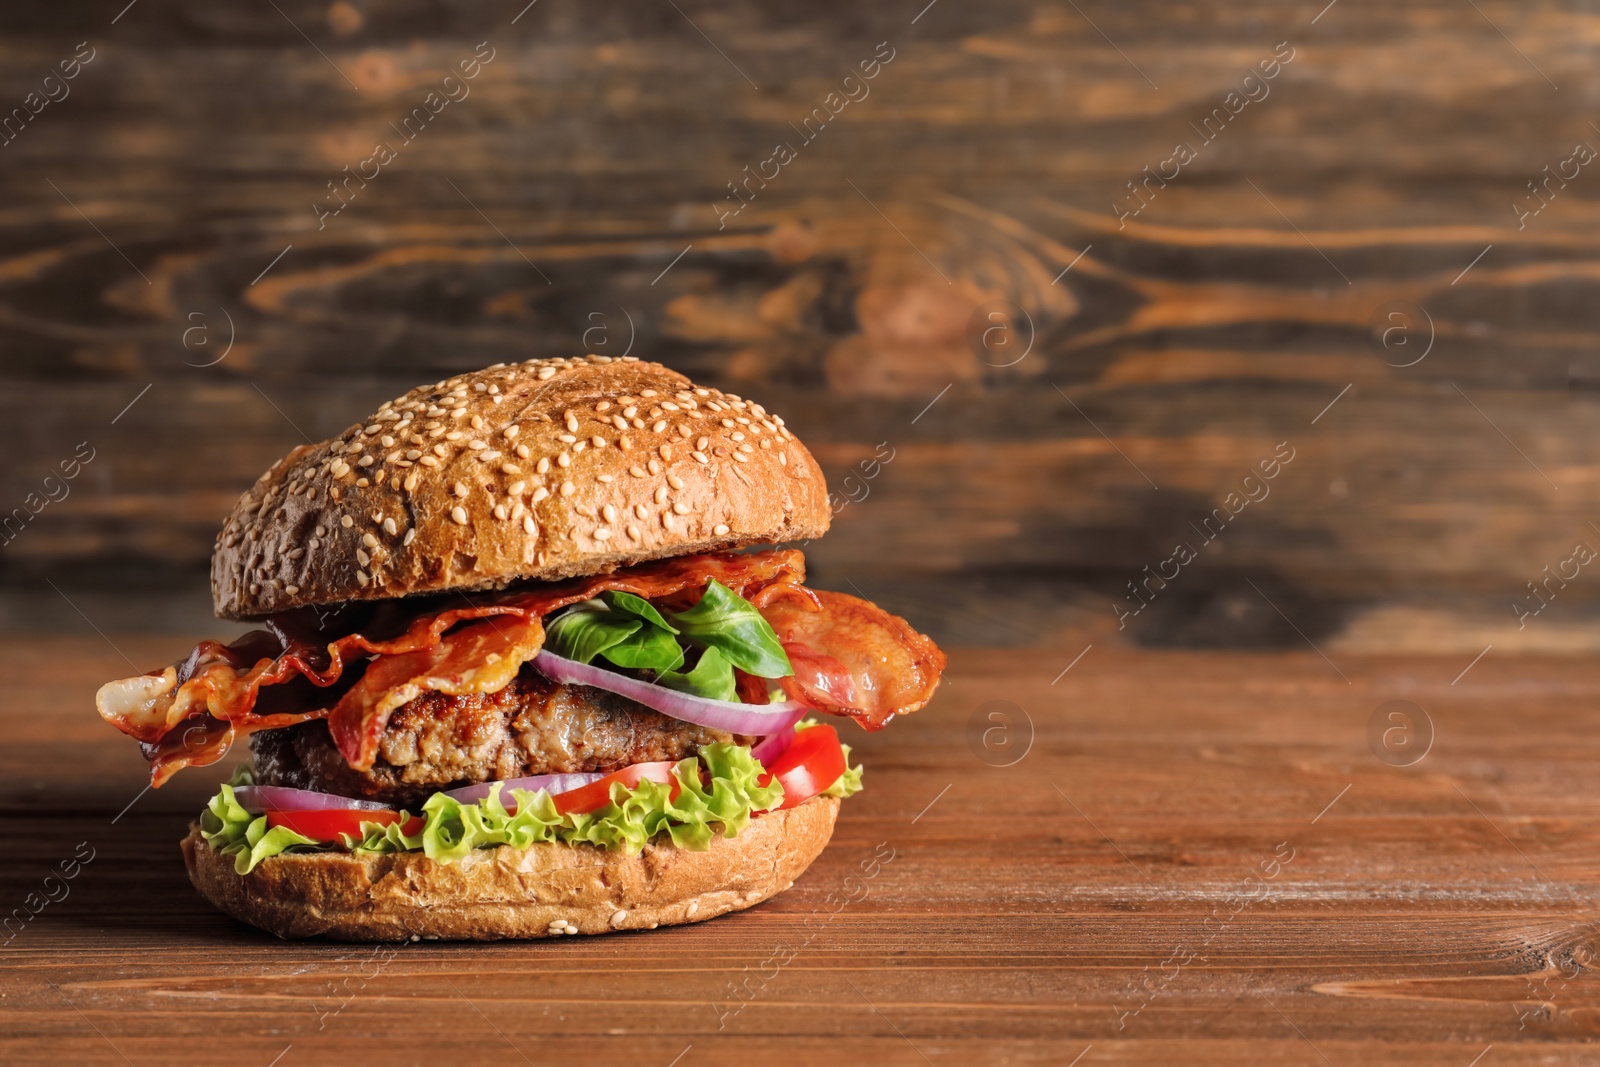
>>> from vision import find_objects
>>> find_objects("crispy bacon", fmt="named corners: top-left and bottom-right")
top-left (761, 590), bottom-right (947, 729)
top-left (97, 549), bottom-right (946, 785)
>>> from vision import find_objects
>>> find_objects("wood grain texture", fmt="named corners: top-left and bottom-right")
top-left (6, 637), bottom-right (1600, 1063)
top-left (1, 0), bottom-right (1597, 651)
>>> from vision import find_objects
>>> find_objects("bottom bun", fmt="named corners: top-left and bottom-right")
top-left (182, 796), bottom-right (839, 941)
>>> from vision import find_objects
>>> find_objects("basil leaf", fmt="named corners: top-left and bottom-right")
top-left (656, 645), bottom-right (738, 701)
top-left (603, 590), bottom-right (679, 634)
top-left (545, 600), bottom-right (641, 664)
top-left (601, 623), bottom-right (686, 672)
top-left (669, 579), bottom-right (793, 679)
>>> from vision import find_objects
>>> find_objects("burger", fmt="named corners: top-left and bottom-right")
top-left (96, 355), bottom-right (945, 940)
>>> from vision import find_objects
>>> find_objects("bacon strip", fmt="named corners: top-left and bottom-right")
top-left (97, 549), bottom-right (946, 785)
top-left (761, 590), bottom-right (947, 729)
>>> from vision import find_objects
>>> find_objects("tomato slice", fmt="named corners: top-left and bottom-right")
top-left (265, 808), bottom-right (421, 842)
top-left (761, 723), bottom-right (847, 811)
top-left (551, 761), bottom-right (680, 815)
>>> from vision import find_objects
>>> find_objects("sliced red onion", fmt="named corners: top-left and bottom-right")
top-left (532, 650), bottom-right (810, 735)
top-left (234, 785), bottom-right (391, 814)
top-left (440, 772), bottom-right (605, 806)
top-left (750, 727), bottom-right (797, 768)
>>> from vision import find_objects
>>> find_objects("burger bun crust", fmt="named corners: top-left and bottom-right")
top-left (181, 797), bottom-right (839, 941)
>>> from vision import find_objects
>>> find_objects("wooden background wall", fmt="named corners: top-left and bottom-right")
top-left (2, 0), bottom-right (1597, 654)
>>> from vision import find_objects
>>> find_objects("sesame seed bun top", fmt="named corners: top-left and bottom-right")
top-left (210, 356), bottom-right (831, 620)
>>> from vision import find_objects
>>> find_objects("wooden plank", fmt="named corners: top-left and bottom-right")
top-left (5, 641), bottom-right (1600, 1062)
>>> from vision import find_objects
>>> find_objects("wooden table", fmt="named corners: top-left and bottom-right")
top-left (4, 635), bottom-right (1598, 1065)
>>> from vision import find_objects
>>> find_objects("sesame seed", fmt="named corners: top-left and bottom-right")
top-left (453, 482), bottom-right (468, 498)
top-left (405, 450), bottom-right (422, 460)
top-left (722, 419), bottom-right (735, 428)
top-left (632, 417), bottom-right (645, 429)
top-left (532, 487), bottom-right (550, 503)
top-left (591, 435), bottom-right (606, 448)
top-left (652, 420), bottom-right (667, 434)
top-left (733, 452), bottom-right (749, 462)
top-left (777, 452), bottom-right (787, 466)
top-left (694, 388), bottom-right (709, 397)
top-left (515, 444), bottom-right (532, 459)
top-left (732, 432), bottom-right (745, 442)
top-left (404, 471), bottom-right (420, 491)
top-left (512, 500), bottom-right (525, 519)
top-left (480, 451), bottom-right (502, 461)
top-left (468, 440), bottom-right (486, 450)
top-left (642, 389), bottom-right (658, 398)
top-left (602, 504), bottom-right (617, 522)
top-left (623, 406), bottom-right (638, 418)
top-left (611, 910), bottom-right (627, 927)
top-left (660, 445), bottom-right (674, 461)
top-left (662, 513), bottom-right (674, 530)
top-left (629, 466), bottom-right (647, 478)
top-left (672, 502), bottom-right (690, 515)
top-left (557, 452), bottom-right (571, 468)
top-left (739, 443), bottom-right (754, 453)
top-left (558, 434), bottom-right (576, 444)
top-left (357, 549), bottom-right (371, 566)
top-left (381, 435), bottom-right (395, 447)
top-left (596, 400), bottom-right (612, 412)
top-left (383, 517), bottom-right (398, 535)
top-left (662, 401), bottom-right (679, 411)
top-left (362, 532), bottom-right (379, 548)
top-left (494, 504), bottom-right (509, 520)
top-left (594, 527), bottom-right (612, 541)
top-left (598, 473), bottom-right (614, 482)
top-left (285, 584), bottom-right (300, 595)
top-left (509, 480), bottom-right (526, 495)
top-left (618, 435), bottom-right (632, 450)
top-left (451, 506), bottom-right (468, 525)
top-left (446, 431), bottom-right (464, 441)
top-left (315, 525), bottom-right (327, 537)
top-left (341, 515), bottom-right (354, 528)
top-left (692, 451), bottom-right (709, 464)
top-left (523, 515), bottom-right (537, 535)
top-left (356, 570), bottom-right (369, 586)
top-left (471, 414), bottom-right (485, 430)
top-left (648, 459), bottom-right (662, 475)
top-left (433, 444), bottom-right (449, 457)
top-left (565, 413), bottom-right (579, 432)
top-left (501, 463), bottom-right (522, 475)
top-left (677, 425), bottom-right (693, 439)
top-left (560, 480), bottom-right (575, 497)
top-left (626, 524), bottom-right (641, 541)
top-left (696, 436), bottom-right (709, 450)
top-left (538, 366), bottom-right (556, 380)
top-left (634, 503), bottom-right (648, 519)
top-left (611, 415), bottom-right (629, 430)
top-left (655, 487), bottom-right (669, 504)
top-left (505, 425), bottom-right (520, 439)
top-left (536, 457), bottom-right (550, 474)
top-left (714, 523), bottom-right (730, 536)
top-left (356, 477), bottom-right (370, 488)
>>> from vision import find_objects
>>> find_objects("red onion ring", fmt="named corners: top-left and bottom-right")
top-left (532, 650), bottom-right (810, 735)
top-left (233, 785), bottom-right (390, 814)
top-left (750, 727), bottom-right (797, 767)
top-left (440, 772), bottom-right (606, 806)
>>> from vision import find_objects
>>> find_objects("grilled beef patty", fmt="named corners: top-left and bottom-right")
top-left (249, 667), bottom-right (744, 807)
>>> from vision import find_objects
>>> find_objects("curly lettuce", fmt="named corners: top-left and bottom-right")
top-left (198, 739), bottom-right (862, 873)
top-left (199, 784), bottom-right (318, 875)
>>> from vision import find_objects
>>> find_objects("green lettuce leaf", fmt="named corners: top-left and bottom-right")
top-left (545, 598), bottom-right (642, 664)
top-left (601, 622), bottom-right (686, 672)
top-left (199, 784), bottom-right (319, 874)
top-left (603, 590), bottom-right (679, 633)
top-left (198, 740), bottom-right (853, 871)
top-left (655, 645), bottom-right (739, 701)
top-left (668, 579), bottom-right (793, 679)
